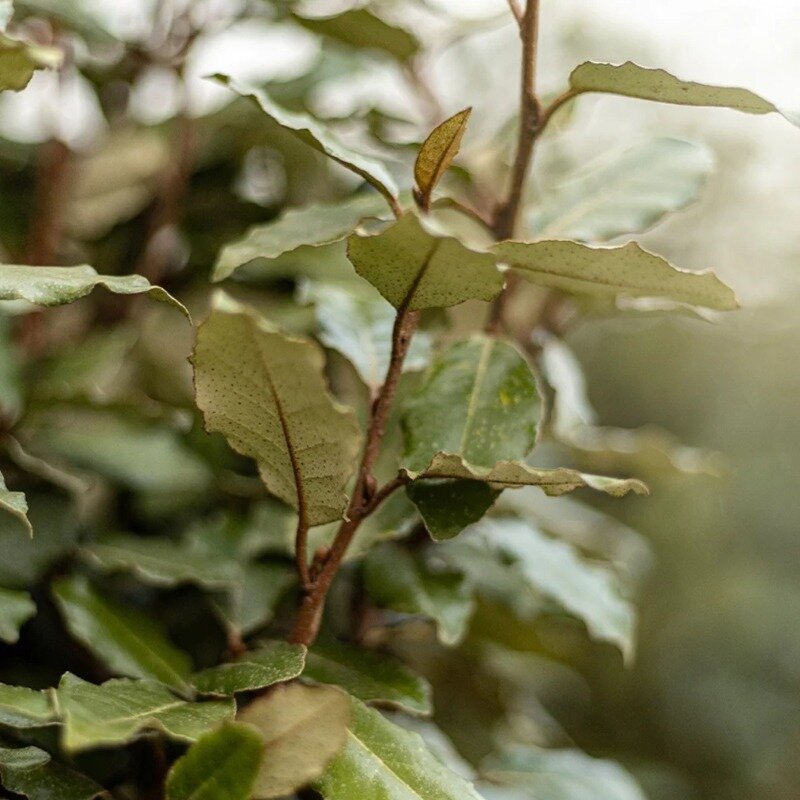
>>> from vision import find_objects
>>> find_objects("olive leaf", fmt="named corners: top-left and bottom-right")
top-left (0, 588), bottom-right (35, 644)
top-left (414, 107), bottom-right (472, 210)
top-left (0, 745), bottom-right (105, 800)
top-left (192, 293), bottom-right (362, 527)
top-left (0, 32), bottom-right (61, 92)
top-left (0, 683), bottom-right (56, 728)
top-left (0, 470), bottom-right (32, 537)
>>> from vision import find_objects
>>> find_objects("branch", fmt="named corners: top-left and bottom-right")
top-left (505, 0), bottom-right (523, 26)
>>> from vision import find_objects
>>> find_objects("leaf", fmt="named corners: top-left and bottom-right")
top-left (0, 469), bottom-right (32, 537)
top-left (294, 9), bottom-right (419, 64)
top-left (0, 588), bottom-right (35, 643)
top-left (303, 282), bottom-right (433, 388)
top-left (0, 683), bottom-right (57, 728)
top-left (363, 543), bottom-right (474, 646)
top-left (485, 745), bottom-right (647, 800)
top-left (314, 696), bottom-right (485, 800)
top-left (56, 673), bottom-right (234, 753)
top-left (303, 640), bottom-right (432, 715)
top-left (191, 642), bottom-right (307, 696)
top-left (406, 479), bottom-right (500, 541)
top-left (529, 137), bottom-right (714, 242)
top-left (414, 107), bottom-right (472, 210)
top-left (15, 0), bottom-right (116, 45)
top-left (494, 239), bottom-right (738, 311)
top-left (52, 575), bottom-right (192, 690)
top-left (403, 336), bottom-right (541, 472)
top-left (213, 195), bottom-right (390, 282)
top-left (0, 32), bottom-right (61, 92)
top-left (192, 293), bottom-right (363, 527)
top-left (568, 61), bottom-right (800, 127)
top-left (165, 722), bottom-right (265, 800)
top-left (348, 212), bottom-right (503, 311)
top-left (238, 682), bottom-right (351, 799)
top-left (0, 264), bottom-right (189, 316)
top-left (468, 518), bottom-right (637, 659)
top-left (0, 745), bottom-right (105, 800)
top-left (214, 75), bottom-right (399, 209)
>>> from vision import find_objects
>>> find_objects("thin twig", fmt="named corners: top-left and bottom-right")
top-left (505, 0), bottom-right (524, 26)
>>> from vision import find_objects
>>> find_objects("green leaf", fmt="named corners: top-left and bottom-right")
top-left (315, 696), bottom-right (485, 800)
top-left (568, 60), bottom-right (799, 127)
top-left (0, 32), bottom-right (61, 92)
top-left (15, 0), bottom-right (116, 45)
top-left (294, 9), bottom-right (419, 64)
top-left (403, 336), bottom-right (541, 472)
top-left (494, 239), bottom-right (738, 311)
top-left (0, 263), bottom-right (189, 316)
top-left (414, 107), bottom-right (472, 210)
top-left (406, 479), bottom-right (500, 541)
top-left (304, 282), bottom-right (433, 388)
top-left (0, 745), bottom-right (105, 800)
top-left (192, 293), bottom-right (363, 527)
top-left (404, 453), bottom-right (648, 497)
top-left (0, 683), bottom-right (57, 728)
top-left (52, 575), bottom-right (192, 690)
top-left (56, 673), bottom-right (234, 753)
top-left (238, 682), bottom-right (351, 799)
top-left (213, 195), bottom-right (390, 282)
top-left (0, 470), bottom-right (31, 537)
top-left (347, 213), bottom-right (503, 310)
top-left (363, 543), bottom-right (473, 646)
top-left (166, 722), bottom-right (264, 800)
top-left (529, 137), bottom-right (714, 242)
top-left (0, 587), bottom-right (35, 643)
top-left (485, 745), bottom-right (647, 800)
top-left (214, 75), bottom-right (399, 210)
top-left (468, 518), bottom-right (636, 659)
top-left (191, 641), bottom-right (306, 696)
top-left (304, 640), bottom-right (432, 715)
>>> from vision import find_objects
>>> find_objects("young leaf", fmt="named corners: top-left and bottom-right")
top-left (238, 682), bottom-right (351, 799)
top-left (347, 212), bottom-right (503, 310)
top-left (0, 32), bottom-right (61, 92)
top-left (0, 470), bottom-right (32, 537)
top-left (0, 588), bottom-right (35, 643)
top-left (57, 673), bottom-right (234, 753)
top-left (52, 575), bottom-right (192, 690)
top-left (0, 745), bottom-right (105, 800)
top-left (528, 137), bottom-right (714, 242)
top-left (213, 195), bottom-right (390, 282)
top-left (304, 640), bottom-right (432, 715)
top-left (363, 543), bottom-right (474, 646)
top-left (0, 683), bottom-right (57, 728)
top-left (414, 107), bottom-right (472, 210)
top-left (191, 641), bottom-right (307, 696)
top-left (0, 264), bottom-right (189, 316)
top-left (406, 479), bottom-right (500, 541)
top-left (214, 76), bottom-right (399, 211)
top-left (568, 61), bottom-right (800, 127)
top-left (192, 293), bottom-right (363, 527)
top-left (494, 239), bottom-right (738, 311)
top-left (166, 722), bottom-right (265, 800)
top-left (314, 696), bottom-right (486, 800)
top-left (403, 336), bottom-right (541, 472)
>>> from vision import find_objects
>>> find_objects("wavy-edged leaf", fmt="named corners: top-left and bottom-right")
top-left (56, 673), bottom-right (234, 753)
top-left (304, 641), bottom-right (431, 715)
top-left (529, 137), bottom-right (714, 242)
top-left (166, 722), bottom-right (264, 800)
top-left (0, 588), bottom-right (35, 643)
top-left (0, 470), bottom-right (31, 537)
top-left (192, 293), bottom-right (363, 527)
top-left (192, 641), bottom-right (306, 696)
top-left (213, 195), bottom-right (390, 282)
top-left (0, 264), bottom-right (189, 316)
top-left (304, 282), bottom-right (432, 388)
top-left (405, 453), bottom-right (648, 497)
top-left (569, 61), bottom-right (800, 127)
top-left (494, 239), bottom-right (738, 310)
top-left (0, 32), bottom-right (61, 91)
top-left (0, 745), bottom-right (105, 800)
top-left (347, 212), bottom-right (503, 310)
top-left (414, 107), bottom-right (472, 210)
top-left (314, 696), bottom-right (485, 800)
top-left (0, 683), bottom-right (57, 728)
top-left (238, 682), bottom-right (350, 799)
top-left (214, 75), bottom-right (399, 209)
top-left (52, 575), bottom-right (192, 690)
top-left (364, 543), bottom-right (474, 646)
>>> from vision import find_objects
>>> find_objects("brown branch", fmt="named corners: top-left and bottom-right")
top-left (505, 0), bottom-right (524, 26)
